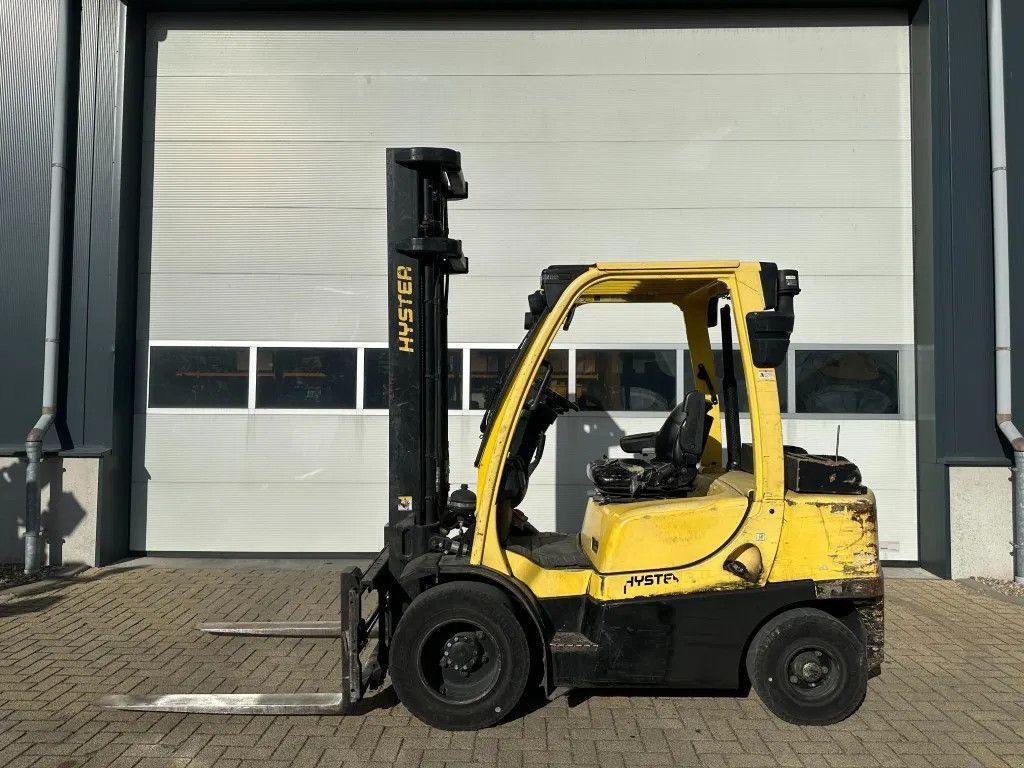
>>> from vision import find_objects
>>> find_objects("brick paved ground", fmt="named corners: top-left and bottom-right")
top-left (1, 568), bottom-right (1023, 768)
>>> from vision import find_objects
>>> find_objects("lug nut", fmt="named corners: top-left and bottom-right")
top-left (790, 675), bottom-right (799, 684)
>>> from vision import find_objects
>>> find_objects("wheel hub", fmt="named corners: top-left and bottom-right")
top-left (800, 661), bottom-right (824, 683)
top-left (788, 650), bottom-right (832, 688)
top-left (443, 633), bottom-right (482, 673)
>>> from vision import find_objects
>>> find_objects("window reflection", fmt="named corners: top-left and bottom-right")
top-left (365, 348), bottom-right (463, 410)
top-left (149, 347), bottom-right (249, 408)
top-left (575, 350), bottom-right (676, 412)
top-left (684, 350), bottom-right (789, 412)
top-left (256, 348), bottom-right (356, 409)
top-left (469, 349), bottom-right (568, 411)
top-left (795, 350), bottom-right (898, 415)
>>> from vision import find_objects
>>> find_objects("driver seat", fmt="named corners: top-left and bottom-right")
top-left (587, 390), bottom-right (712, 500)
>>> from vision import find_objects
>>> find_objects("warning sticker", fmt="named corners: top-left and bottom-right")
top-left (757, 370), bottom-right (776, 381)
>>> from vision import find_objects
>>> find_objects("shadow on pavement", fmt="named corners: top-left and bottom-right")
top-left (0, 593), bottom-right (64, 617)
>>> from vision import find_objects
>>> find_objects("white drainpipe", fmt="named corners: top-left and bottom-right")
top-left (24, 0), bottom-right (71, 575)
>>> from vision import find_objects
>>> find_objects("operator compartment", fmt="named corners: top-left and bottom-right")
top-left (580, 470), bottom-right (753, 573)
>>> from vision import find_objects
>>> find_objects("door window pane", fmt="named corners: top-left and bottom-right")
top-left (576, 350), bottom-right (676, 412)
top-left (149, 347), bottom-right (249, 408)
top-left (469, 349), bottom-right (568, 411)
top-left (795, 350), bottom-right (899, 414)
top-left (364, 348), bottom-right (463, 409)
top-left (684, 350), bottom-right (789, 412)
top-left (256, 348), bottom-right (356, 409)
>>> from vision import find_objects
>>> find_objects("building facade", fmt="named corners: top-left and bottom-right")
top-left (1, 0), bottom-right (1021, 578)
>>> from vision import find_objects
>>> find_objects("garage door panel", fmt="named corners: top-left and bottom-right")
top-left (148, 11), bottom-right (909, 77)
top-left (781, 419), bottom-right (917, 492)
top-left (131, 480), bottom-right (386, 552)
top-left (146, 207), bottom-right (912, 278)
top-left (143, 273), bottom-right (386, 342)
top-left (148, 74), bottom-right (909, 144)
top-left (791, 275), bottom-right (914, 345)
top-left (871, 488), bottom-right (918, 561)
top-left (136, 414), bottom-right (390, 480)
top-left (136, 12), bottom-right (916, 558)
top-left (146, 140), bottom-right (910, 211)
top-left (142, 206), bottom-right (386, 276)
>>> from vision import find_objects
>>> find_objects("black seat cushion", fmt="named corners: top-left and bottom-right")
top-left (588, 391), bottom-right (710, 500)
top-left (505, 532), bottom-right (591, 569)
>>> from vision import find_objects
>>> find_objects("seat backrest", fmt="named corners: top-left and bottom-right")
top-left (654, 390), bottom-right (711, 467)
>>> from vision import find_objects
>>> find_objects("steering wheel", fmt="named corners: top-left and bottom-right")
top-left (525, 388), bottom-right (578, 475)
top-left (540, 386), bottom-right (579, 414)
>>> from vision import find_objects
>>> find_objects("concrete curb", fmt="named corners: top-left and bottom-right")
top-left (0, 563), bottom-right (91, 600)
top-left (956, 577), bottom-right (1024, 608)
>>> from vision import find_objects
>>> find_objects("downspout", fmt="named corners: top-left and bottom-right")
top-left (987, 0), bottom-right (1024, 582)
top-left (24, 0), bottom-right (71, 576)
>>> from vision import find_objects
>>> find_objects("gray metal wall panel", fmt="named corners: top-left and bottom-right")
top-left (941, 0), bottom-right (999, 462)
top-left (1005, 0), bottom-right (1024, 437)
top-left (0, 0), bottom-right (58, 450)
top-left (911, 0), bottom-right (1021, 574)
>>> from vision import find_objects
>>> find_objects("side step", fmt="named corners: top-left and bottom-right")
top-left (98, 692), bottom-right (347, 715)
top-left (550, 631), bottom-right (600, 687)
top-left (550, 631), bottom-right (599, 652)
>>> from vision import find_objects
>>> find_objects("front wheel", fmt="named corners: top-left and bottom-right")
top-left (389, 581), bottom-right (531, 730)
top-left (746, 607), bottom-right (868, 725)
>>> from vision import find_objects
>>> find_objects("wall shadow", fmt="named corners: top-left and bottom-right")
top-left (553, 413), bottom-right (625, 532)
top-left (0, 458), bottom-right (88, 566)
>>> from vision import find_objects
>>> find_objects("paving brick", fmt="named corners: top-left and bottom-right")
top-left (3, 572), bottom-right (1024, 767)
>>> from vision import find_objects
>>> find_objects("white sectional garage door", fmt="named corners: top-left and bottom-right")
top-left (134, 10), bottom-right (915, 559)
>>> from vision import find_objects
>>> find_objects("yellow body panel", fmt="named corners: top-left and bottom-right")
top-left (580, 471), bottom-right (751, 573)
top-left (506, 550), bottom-right (592, 599)
top-left (468, 260), bottom-right (879, 604)
top-left (769, 490), bottom-right (881, 583)
top-left (506, 488), bottom-right (878, 602)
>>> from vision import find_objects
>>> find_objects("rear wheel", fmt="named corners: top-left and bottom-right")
top-left (389, 581), bottom-right (531, 730)
top-left (746, 607), bottom-right (867, 725)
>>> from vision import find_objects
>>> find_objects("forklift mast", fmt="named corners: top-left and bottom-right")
top-left (384, 148), bottom-right (469, 572)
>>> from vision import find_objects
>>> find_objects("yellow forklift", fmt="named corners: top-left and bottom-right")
top-left (103, 148), bottom-right (882, 729)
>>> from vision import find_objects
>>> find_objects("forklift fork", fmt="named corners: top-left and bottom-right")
top-left (98, 551), bottom-right (391, 716)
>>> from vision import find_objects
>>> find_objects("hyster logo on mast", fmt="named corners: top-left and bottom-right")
top-left (396, 265), bottom-right (414, 352)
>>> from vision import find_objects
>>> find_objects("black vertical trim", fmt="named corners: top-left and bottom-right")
top-left (911, 0), bottom-right (949, 576)
top-left (96, 4), bottom-right (145, 565)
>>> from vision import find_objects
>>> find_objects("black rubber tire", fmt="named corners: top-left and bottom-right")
top-left (389, 581), bottom-right (532, 730)
top-left (746, 607), bottom-right (867, 726)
